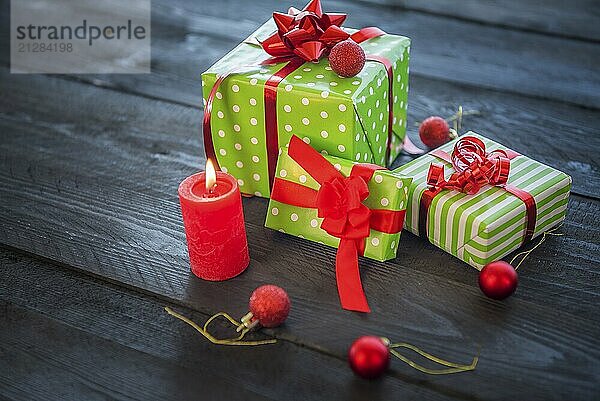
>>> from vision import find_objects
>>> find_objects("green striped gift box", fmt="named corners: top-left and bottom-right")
top-left (393, 132), bottom-right (571, 269)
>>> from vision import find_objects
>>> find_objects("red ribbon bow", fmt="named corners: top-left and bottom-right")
top-left (261, 0), bottom-right (350, 62)
top-left (317, 176), bottom-right (371, 240)
top-left (427, 136), bottom-right (511, 195)
top-left (419, 135), bottom-right (537, 244)
top-left (271, 136), bottom-right (406, 313)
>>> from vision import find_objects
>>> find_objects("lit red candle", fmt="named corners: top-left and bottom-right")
top-left (178, 160), bottom-right (250, 281)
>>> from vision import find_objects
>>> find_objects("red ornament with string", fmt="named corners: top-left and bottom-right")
top-left (418, 106), bottom-right (480, 149)
top-left (348, 336), bottom-right (390, 379)
top-left (479, 261), bottom-right (518, 300)
top-left (244, 285), bottom-right (291, 329)
top-left (419, 116), bottom-right (456, 148)
top-left (478, 226), bottom-right (563, 300)
top-left (164, 285), bottom-right (290, 346)
top-left (348, 336), bottom-right (478, 380)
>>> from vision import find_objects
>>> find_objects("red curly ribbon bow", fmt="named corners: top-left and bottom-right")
top-left (426, 136), bottom-right (511, 195)
top-left (271, 136), bottom-right (406, 313)
top-left (419, 136), bottom-right (537, 244)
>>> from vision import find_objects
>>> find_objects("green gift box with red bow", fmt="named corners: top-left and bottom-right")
top-left (265, 135), bottom-right (412, 313)
top-left (201, 0), bottom-right (411, 198)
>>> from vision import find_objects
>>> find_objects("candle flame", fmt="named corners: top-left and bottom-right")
top-left (205, 159), bottom-right (217, 192)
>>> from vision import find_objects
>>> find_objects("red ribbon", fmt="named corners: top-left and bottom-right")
top-left (366, 55), bottom-right (394, 166)
top-left (263, 58), bottom-right (307, 187)
top-left (203, 67), bottom-right (242, 170)
top-left (271, 136), bottom-right (406, 313)
top-left (203, 0), bottom-right (391, 189)
top-left (419, 136), bottom-right (537, 244)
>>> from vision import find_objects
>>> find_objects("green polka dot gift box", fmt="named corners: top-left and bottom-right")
top-left (265, 136), bottom-right (412, 263)
top-left (393, 132), bottom-right (572, 270)
top-left (201, 7), bottom-right (410, 198)
top-left (265, 135), bottom-right (412, 312)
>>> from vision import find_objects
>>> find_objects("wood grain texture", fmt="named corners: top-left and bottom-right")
top-left (353, 0), bottom-right (600, 42)
top-left (1, 304), bottom-right (258, 401)
top-left (1, 0), bottom-right (597, 108)
top-left (0, 72), bottom-right (598, 400)
top-left (0, 248), bottom-right (456, 401)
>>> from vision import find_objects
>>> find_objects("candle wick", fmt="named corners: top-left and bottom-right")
top-left (203, 182), bottom-right (217, 198)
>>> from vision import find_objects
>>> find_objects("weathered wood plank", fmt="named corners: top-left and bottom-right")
top-left (0, 72), bottom-right (598, 400)
top-left (0, 248), bottom-right (455, 401)
top-left (353, 0), bottom-right (600, 42)
top-left (0, 305), bottom-right (259, 401)
top-left (1, 0), bottom-right (598, 108)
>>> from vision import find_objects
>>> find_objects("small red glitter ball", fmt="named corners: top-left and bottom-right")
top-left (329, 40), bottom-right (366, 78)
top-left (348, 336), bottom-right (390, 379)
top-left (479, 261), bottom-right (518, 300)
top-left (248, 285), bottom-right (290, 328)
top-left (418, 116), bottom-right (453, 148)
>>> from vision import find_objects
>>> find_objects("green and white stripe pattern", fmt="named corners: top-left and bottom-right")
top-left (393, 132), bottom-right (571, 269)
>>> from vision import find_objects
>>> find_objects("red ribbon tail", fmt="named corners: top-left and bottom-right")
top-left (366, 55), bottom-right (395, 166)
top-left (335, 239), bottom-right (370, 313)
top-left (402, 135), bottom-right (426, 155)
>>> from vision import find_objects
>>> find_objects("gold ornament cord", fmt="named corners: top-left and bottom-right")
top-left (164, 307), bottom-right (276, 346)
top-left (383, 338), bottom-right (479, 375)
top-left (414, 105), bottom-right (480, 130)
top-left (510, 225), bottom-right (564, 271)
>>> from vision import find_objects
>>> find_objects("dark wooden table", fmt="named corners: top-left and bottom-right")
top-left (1, 0), bottom-right (599, 400)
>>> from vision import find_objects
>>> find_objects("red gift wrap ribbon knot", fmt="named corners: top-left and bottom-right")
top-left (203, 0), bottom-right (405, 192)
top-left (261, 0), bottom-right (350, 62)
top-left (419, 136), bottom-right (537, 244)
top-left (260, 0), bottom-right (386, 65)
top-left (318, 175), bottom-right (371, 240)
top-left (271, 136), bottom-right (406, 313)
top-left (261, 0), bottom-right (388, 63)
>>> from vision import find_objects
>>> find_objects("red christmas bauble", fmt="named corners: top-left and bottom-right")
top-left (348, 336), bottom-right (390, 379)
top-left (329, 40), bottom-right (366, 78)
top-left (478, 261), bottom-right (518, 300)
top-left (418, 116), bottom-right (453, 148)
top-left (249, 285), bottom-right (290, 328)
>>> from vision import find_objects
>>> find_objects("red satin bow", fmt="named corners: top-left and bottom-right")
top-left (261, 0), bottom-right (351, 62)
top-left (317, 176), bottom-right (371, 240)
top-left (270, 136), bottom-right (406, 313)
top-left (427, 136), bottom-right (511, 195)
